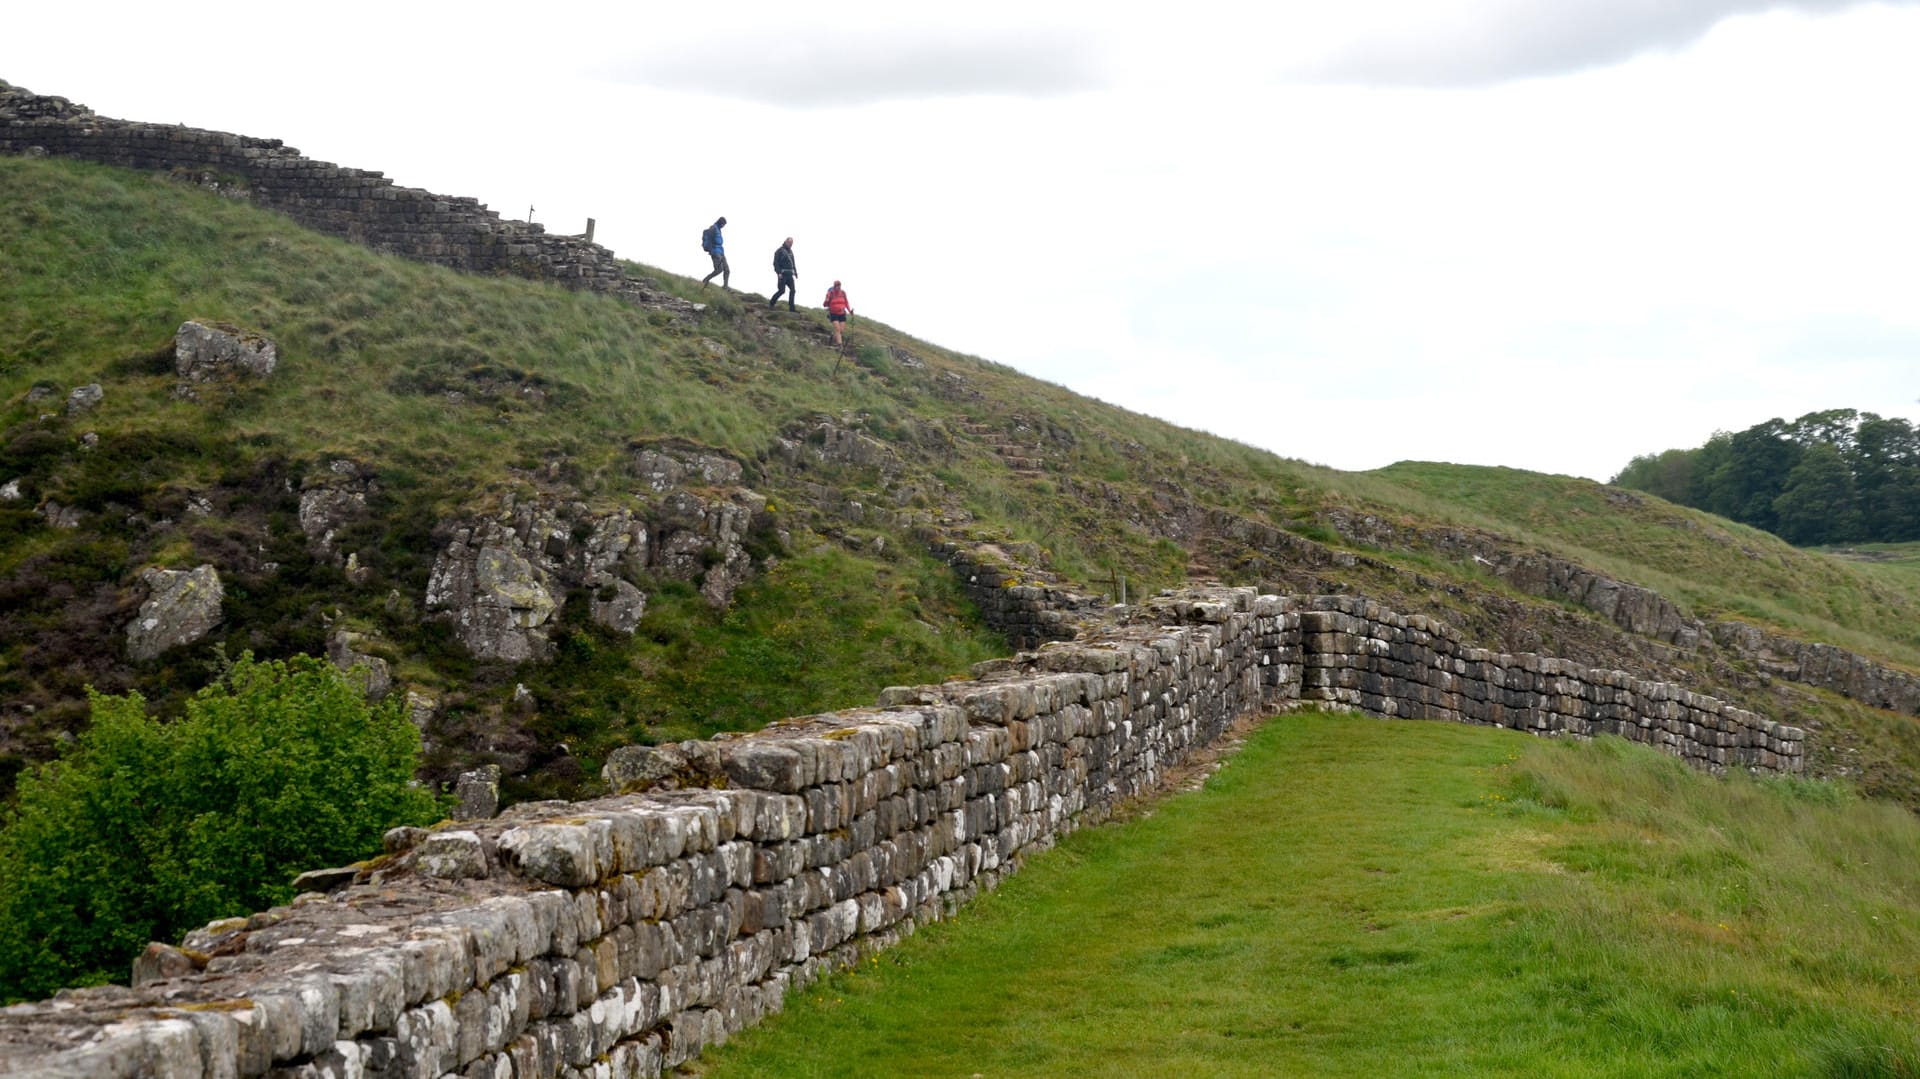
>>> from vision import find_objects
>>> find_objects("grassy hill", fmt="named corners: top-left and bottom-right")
top-left (6, 152), bottom-right (1920, 808)
top-left (691, 714), bottom-right (1920, 1078)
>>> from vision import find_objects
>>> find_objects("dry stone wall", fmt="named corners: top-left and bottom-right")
top-left (0, 582), bottom-right (1803, 1079)
top-left (0, 82), bottom-right (688, 310)
top-left (1297, 596), bottom-right (1803, 773)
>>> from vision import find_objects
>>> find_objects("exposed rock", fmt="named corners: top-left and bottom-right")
top-left (65, 383), bottom-right (102, 414)
top-left (601, 743), bottom-right (689, 793)
top-left (426, 527), bottom-right (561, 663)
top-left (382, 825), bottom-right (429, 854)
top-left (590, 578), bottom-right (649, 634)
top-left (412, 830), bottom-right (490, 880)
top-left (0, 478), bottom-right (20, 501)
top-left (298, 461), bottom-right (375, 561)
top-left (654, 491), bottom-right (756, 608)
top-left (404, 691), bottom-right (437, 731)
top-left (175, 320), bottom-right (277, 382)
top-left (39, 500), bottom-right (80, 529)
top-left (453, 765), bottom-right (501, 820)
top-left (289, 865), bottom-right (359, 894)
top-left (510, 683), bottom-right (536, 716)
top-left (632, 445), bottom-right (743, 492)
top-left (77, 431), bottom-right (98, 450)
top-left (326, 628), bottom-right (393, 700)
top-left (129, 943), bottom-right (198, 987)
top-left (126, 565), bottom-right (223, 661)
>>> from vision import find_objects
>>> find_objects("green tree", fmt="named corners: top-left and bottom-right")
top-left (1611, 447), bottom-right (1699, 505)
top-left (0, 653), bottom-right (442, 1003)
top-left (1772, 441), bottom-right (1859, 545)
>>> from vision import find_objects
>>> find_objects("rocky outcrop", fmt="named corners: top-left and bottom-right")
top-left (125, 565), bottom-right (224, 661)
top-left (327, 628), bottom-right (393, 700)
top-left (298, 460), bottom-right (376, 562)
top-left (64, 383), bottom-right (101, 414)
top-left (632, 446), bottom-right (742, 492)
top-left (425, 518), bottom-right (566, 663)
top-left (174, 320), bottom-right (277, 383)
top-left (425, 453), bottom-right (770, 661)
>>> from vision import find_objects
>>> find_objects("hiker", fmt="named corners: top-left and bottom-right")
top-left (700, 216), bottom-right (729, 288)
top-left (824, 280), bottom-right (852, 345)
top-left (769, 237), bottom-right (797, 311)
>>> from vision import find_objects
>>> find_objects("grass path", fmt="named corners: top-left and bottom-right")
top-left (692, 714), bottom-right (1920, 1078)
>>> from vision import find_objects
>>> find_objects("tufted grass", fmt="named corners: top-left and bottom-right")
top-left (691, 714), bottom-right (1920, 1078)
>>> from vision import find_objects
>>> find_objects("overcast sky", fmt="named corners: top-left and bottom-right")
top-left (9, 1), bottom-right (1919, 480)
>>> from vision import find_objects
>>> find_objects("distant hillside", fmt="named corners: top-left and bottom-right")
top-left (6, 146), bottom-right (1920, 808)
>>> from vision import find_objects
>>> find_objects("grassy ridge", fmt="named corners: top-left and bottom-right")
top-left (693, 715), bottom-right (1920, 1078)
top-left (1364, 463), bottom-right (1920, 668)
top-left (8, 153), bottom-right (1920, 807)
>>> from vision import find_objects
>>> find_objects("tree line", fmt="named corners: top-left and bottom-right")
top-left (1612, 409), bottom-right (1920, 546)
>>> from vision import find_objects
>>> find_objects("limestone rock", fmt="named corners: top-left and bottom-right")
top-left (289, 865), bottom-right (360, 894)
top-left (327, 628), bottom-right (393, 700)
top-left (65, 383), bottom-right (102, 414)
top-left (601, 743), bottom-right (689, 793)
top-left (0, 478), bottom-right (20, 501)
top-left (175, 320), bottom-right (277, 381)
top-left (633, 446), bottom-right (742, 492)
top-left (39, 500), bottom-right (81, 529)
top-left (453, 765), bottom-right (501, 820)
top-left (130, 943), bottom-right (199, 987)
top-left (298, 462), bottom-right (375, 561)
top-left (413, 831), bottom-right (490, 880)
top-left (126, 565), bottom-right (223, 661)
top-left (426, 531), bottom-right (560, 663)
top-left (590, 578), bottom-right (648, 634)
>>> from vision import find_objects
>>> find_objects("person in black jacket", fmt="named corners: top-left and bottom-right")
top-left (769, 237), bottom-right (797, 311)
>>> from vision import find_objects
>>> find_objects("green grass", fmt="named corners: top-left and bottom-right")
top-left (1359, 462), bottom-right (1920, 669)
top-left (9, 152), bottom-right (1920, 810)
top-left (693, 715), bottom-right (1920, 1078)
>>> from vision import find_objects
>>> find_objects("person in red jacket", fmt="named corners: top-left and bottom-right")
top-left (824, 280), bottom-right (853, 345)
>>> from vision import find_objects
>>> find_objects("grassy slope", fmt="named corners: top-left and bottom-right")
top-left (6, 154), bottom-right (1920, 801)
top-left (1366, 463), bottom-right (1920, 667)
top-left (693, 714), bottom-right (1920, 1078)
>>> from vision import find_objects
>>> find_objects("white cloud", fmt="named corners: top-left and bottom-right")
top-left (1283, 0), bottom-right (1913, 86)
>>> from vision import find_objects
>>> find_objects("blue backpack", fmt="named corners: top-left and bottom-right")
top-left (701, 225), bottom-right (718, 253)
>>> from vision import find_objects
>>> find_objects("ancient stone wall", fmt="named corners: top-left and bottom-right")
top-left (0, 585), bottom-right (1802, 1079)
top-left (0, 82), bottom-right (687, 311)
top-left (1298, 596), bottom-right (1803, 773)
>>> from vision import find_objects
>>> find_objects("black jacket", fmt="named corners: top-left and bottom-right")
top-left (773, 244), bottom-right (796, 276)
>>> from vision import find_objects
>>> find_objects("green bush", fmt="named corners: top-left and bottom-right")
top-left (0, 653), bottom-right (443, 1003)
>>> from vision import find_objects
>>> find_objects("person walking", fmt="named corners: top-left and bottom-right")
top-left (770, 237), bottom-right (797, 311)
top-left (824, 280), bottom-right (852, 345)
top-left (700, 216), bottom-right (730, 289)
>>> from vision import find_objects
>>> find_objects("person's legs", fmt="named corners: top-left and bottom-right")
top-left (702, 252), bottom-right (724, 286)
top-left (720, 254), bottom-right (731, 289)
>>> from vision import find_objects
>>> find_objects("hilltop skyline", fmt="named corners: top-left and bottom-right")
top-left (8, 0), bottom-right (1919, 481)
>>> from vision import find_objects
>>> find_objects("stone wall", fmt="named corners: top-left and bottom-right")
top-left (0, 584), bottom-right (1802, 1079)
top-left (1298, 596), bottom-right (1802, 773)
top-left (0, 82), bottom-right (689, 312)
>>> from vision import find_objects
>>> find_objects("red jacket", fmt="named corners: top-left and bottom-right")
top-left (824, 287), bottom-right (851, 315)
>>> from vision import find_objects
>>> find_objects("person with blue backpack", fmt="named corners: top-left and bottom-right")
top-left (700, 216), bottom-right (729, 289)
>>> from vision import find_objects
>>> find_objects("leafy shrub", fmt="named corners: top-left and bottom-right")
top-left (0, 653), bottom-right (443, 1003)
